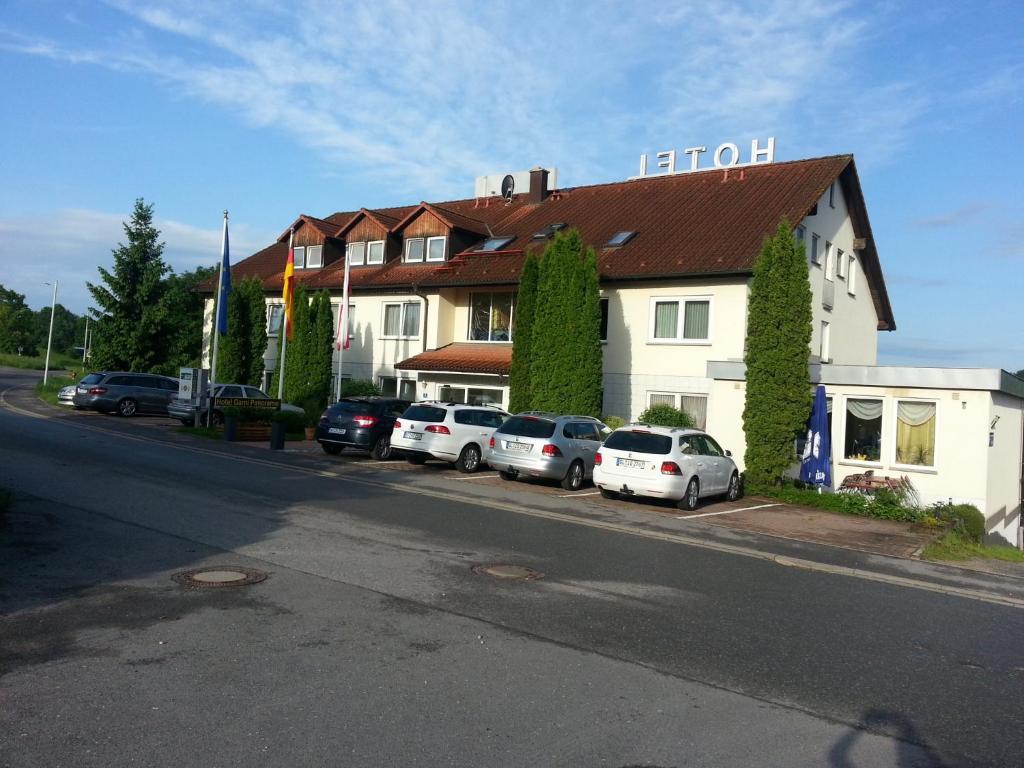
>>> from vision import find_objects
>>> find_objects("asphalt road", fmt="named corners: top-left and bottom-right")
top-left (2, 368), bottom-right (1022, 767)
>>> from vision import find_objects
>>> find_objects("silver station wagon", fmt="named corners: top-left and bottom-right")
top-left (486, 412), bottom-right (610, 491)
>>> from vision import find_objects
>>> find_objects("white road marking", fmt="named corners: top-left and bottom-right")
top-left (678, 502), bottom-right (780, 520)
top-left (449, 473), bottom-right (498, 481)
top-left (559, 491), bottom-right (602, 498)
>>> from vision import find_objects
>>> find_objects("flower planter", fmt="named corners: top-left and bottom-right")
top-left (304, 427), bottom-right (317, 441)
top-left (235, 423), bottom-right (273, 442)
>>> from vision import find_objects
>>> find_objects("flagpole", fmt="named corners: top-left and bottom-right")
top-left (208, 210), bottom-right (228, 427)
top-left (334, 248), bottom-right (351, 403)
top-left (278, 228), bottom-right (294, 399)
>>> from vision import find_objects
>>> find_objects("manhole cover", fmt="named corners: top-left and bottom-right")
top-left (172, 566), bottom-right (267, 589)
top-left (471, 564), bottom-right (543, 581)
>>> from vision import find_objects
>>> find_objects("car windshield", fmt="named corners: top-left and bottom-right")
top-left (604, 430), bottom-right (673, 455)
top-left (498, 417), bottom-right (556, 439)
top-left (81, 373), bottom-right (104, 385)
top-left (402, 405), bottom-right (447, 423)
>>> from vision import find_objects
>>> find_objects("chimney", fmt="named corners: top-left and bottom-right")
top-left (529, 166), bottom-right (549, 204)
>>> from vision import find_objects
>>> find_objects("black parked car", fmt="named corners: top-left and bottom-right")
top-left (316, 397), bottom-right (411, 459)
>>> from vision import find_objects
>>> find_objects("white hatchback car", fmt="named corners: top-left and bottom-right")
top-left (592, 425), bottom-right (742, 510)
top-left (391, 402), bottom-right (509, 473)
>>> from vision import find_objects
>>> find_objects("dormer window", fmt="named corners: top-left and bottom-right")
top-left (405, 237), bottom-right (425, 262)
top-left (533, 222), bottom-right (566, 240)
top-left (306, 245), bottom-right (323, 268)
top-left (346, 242), bottom-right (366, 266)
top-left (477, 236), bottom-right (515, 252)
top-left (367, 240), bottom-right (385, 265)
top-left (426, 236), bottom-right (446, 262)
top-left (293, 246), bottom-right (305, 268)
top-left (606, 231), bottom-right (636, 247)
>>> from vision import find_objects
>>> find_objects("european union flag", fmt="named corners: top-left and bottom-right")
top-left (216, 213), bottom-right (231, 335)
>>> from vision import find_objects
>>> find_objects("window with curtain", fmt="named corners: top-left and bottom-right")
top-left (402, 302), bottom-right (421, 337)
top-left (650, 297), bottom-right (711, 342)
top-left (646, 393), bottom-right (708, 429)
top-left (648, 393), bottom-right (675, 407)
top-left (383, 304), bottom-right (402, 336)
top-left (844, 398), bottom-right (883, 461)
top-left (469, 292), bottom-right (515, 341)
top-left (896, 401), bottom-right (936, 466)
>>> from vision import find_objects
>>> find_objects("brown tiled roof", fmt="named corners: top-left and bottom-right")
top-left (336, 207), bottom-right (401, 236)
top-left (207, 155), bottom-right (895, 329)
top-left (395, 343), bottom-right (511, 375)
top-left (276, 214), bottom-right (342, 242)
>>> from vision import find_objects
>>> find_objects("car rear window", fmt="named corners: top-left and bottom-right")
top-left (499, 416), bottom-right (556, 438)
top-left (401, 405), bottom-right (446, 423)
top-left (332, 400), bottom-right (373, 414)
top-left (81, 373), bottom-right (104, 385)
top-left (604, 430), bottom-right (673, 455)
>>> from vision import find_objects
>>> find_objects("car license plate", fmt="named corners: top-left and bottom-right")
top-left (616, 458), bottom-right (646, 469)
top-left (77, 387), bottom-right (87, 394)
top-left (506, 441), bottom-right (531, 452)
top-left (404, 431), bottom-right (422, 440)
top-left (328, 427), bottom-right (346, 435)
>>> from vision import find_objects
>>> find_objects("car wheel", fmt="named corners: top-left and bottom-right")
top-left (456, 444), bottom-right (481, 473)
top-left (210, 411), bottom-right (224, 427)
top-left (406, 454), bottom-right (428, 465)
top-left (117, 398), bottom-right (137, 417)
top-left (726, 472), bottom-right (743, 502)
top-left (599, 488), bottom-right (619, 500)
top-left (370, 434), bottom-right (392, 460)
top-left (561, 460), bottom-right (585, 491)
top-left (498, 469), bottom-right (517, 481)
top-left (677, 477), bottom-right (700, 511)
top-left (322, 443), bottom-right (343, 455)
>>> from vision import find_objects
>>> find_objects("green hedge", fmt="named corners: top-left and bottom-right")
top-left (222, 406), bottom-right (276, 423)
top-left (932, 503), bottom-right (985, 543)
top-left (602, 415), bottom-right (626, 431)
top-left (270, 410), bottom-right (306, 432)
top-left (340, 379), bottom-right (381, 397)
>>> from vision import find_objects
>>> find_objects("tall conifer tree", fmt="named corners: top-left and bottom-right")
top-left (508, 253), bottom-right (540, 413)
top-left (742, 220), bottom-right (813, 489)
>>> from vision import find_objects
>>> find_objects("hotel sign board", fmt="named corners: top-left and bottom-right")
top-left (631, 137), bottom-right (776, 179)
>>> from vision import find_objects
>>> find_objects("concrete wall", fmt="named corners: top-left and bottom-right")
top-left (799, 182), bottom-right (879, 365)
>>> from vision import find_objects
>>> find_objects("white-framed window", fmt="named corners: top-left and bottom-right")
top-left (843, 397), bottom-right (884, 463)
top-left (599, 297), bottom-right (609, 342)
top-left (437, 385), bottom-right (503, 406)
top-left (820, 320), bottom-right (831, 363)
top-left (379, 377), bottom-right (417, 401)
top-left (837, 248), bottom-right (846, 279)
top-left (810, 234), bottom-right (820, 265)
top-left (293, 246), bottom-right (306, 269)
top-left (306, 245), bottom-right (323, 268)
top-left (331, 302), bottom-right (355, 343)
top-left (367, 240), bottom-right (385, 265)
top-left (895, 400), bottom-right (936, 468)
top-left (404, 237), bottom-right (425, 262)
top-left (346, 242), bottom-right (366, 266)
top-left (267, 304), bottom-right (284, 336)
top-left (847, 255), bottom-right (857, 295)
top-left (648, 296), bottom-right (711, 343)
top-left (383, 301), bottom-right (421, 338)
top-left (824, 242), bottom-right (835, 281)
top-left (426, 235), bottom-right (446, 262)
top-left (646, 392), bottom-right (708, 430)
top-left (469, 292), bottom-right (514, 342)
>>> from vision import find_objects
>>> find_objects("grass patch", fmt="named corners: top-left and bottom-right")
top-left (35, 378), bottom-right (70, 406)
top-left (0, 352), bottom-right (82, 371)
top-left (922, 532), bottom-right (1024, 563)
top-left (177, 426), bottom-right (222, 440)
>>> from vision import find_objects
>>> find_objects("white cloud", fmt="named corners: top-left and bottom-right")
top-left (0, 208), bottom-right (272, 314)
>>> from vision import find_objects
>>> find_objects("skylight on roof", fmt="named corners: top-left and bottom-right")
top-left (532, 222), bottom-right (566, 240)
top-left (477, 236), bottom-right (515, 252)
top-left (606, 231), bottom-right (637, 247)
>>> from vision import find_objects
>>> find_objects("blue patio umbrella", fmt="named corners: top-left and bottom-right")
top-left (799, 385), bottom-right (832, 488)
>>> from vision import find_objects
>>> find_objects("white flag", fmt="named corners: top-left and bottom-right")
top-left (336, 250), bottom-right (351, 351)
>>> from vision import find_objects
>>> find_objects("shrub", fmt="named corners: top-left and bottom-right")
top-left (341, 379), bottom-right (381, 397)
top-left (602, 415), bottom-right (626, 431)
top-left (935, 503), bottom-right (985, 543)
top-left (222, 406), bottom-right (274, 424)
top-left (270, 409), bottom-right (306, 433)
top-left (766, 484), bottom-right (923, 522)
top-left (300, 396), bottom-right (324, 427)
top-left (637, 404), bottom-right (694, 429)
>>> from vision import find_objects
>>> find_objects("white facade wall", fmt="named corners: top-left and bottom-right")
top-left (799, 182), bottom-right (879, 365)
top-left (987, 392), bottom-right (1024, 546)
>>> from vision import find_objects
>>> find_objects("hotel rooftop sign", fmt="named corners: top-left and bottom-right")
top-left (630, 137), bottom-right (776, 179)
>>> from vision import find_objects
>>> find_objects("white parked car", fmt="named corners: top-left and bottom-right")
top-left (390, 402), bottom-right (509, 473)
top-left (592, 425), bottom-right (742, 510)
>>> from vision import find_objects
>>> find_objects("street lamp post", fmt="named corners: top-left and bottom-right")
top-left (43, 280), bottom-right (59, 385)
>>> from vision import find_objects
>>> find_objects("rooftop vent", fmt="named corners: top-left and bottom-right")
top-left (606, 231), bottom-right (636, 247)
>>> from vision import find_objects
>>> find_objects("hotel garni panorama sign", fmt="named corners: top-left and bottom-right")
top-left (630, 137), bottom-right (776, 179)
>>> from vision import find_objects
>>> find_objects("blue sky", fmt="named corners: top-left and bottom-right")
top-left (1, 0), bottom-right (1021, 368)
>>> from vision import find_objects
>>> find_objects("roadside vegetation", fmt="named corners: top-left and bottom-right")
top-left (35, 378), bottom-right (69, 406)
top-left (0, 351), bottom-right (82, 371)
top-left (923, 532), bottom-right (1024, 563)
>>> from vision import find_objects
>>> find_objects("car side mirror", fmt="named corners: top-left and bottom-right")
top-left (725, 449), bottom-right (732, 457)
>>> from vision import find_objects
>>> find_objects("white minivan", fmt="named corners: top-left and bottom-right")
top-left (593, 425), bottom-right (742, 510)
top-left (391, 402), bottom-right (509, 473)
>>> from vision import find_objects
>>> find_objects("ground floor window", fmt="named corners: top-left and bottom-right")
top-left (439, 385), bottom-right (503, 406)
top-left (895, 401), bottom-right (936, 467)
top-left (379, 377), bottom-right (417, 401)
top-left (844, 398), bottom-right (883, 462)
top-left (469, 293), bottom-right (514, 342)
top-left (646, 392), bottom-right (708, 430)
